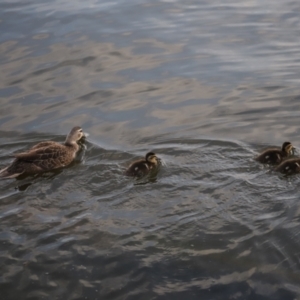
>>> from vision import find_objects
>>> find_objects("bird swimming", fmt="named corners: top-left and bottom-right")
top-left (255, 141), bottom-right (295, 164)
top-left (275, 157), bottom-right (300, 175)
top-left (0, 126), bottom-right (85, 179)
top-left (125, 152), bottom-right (160, 177)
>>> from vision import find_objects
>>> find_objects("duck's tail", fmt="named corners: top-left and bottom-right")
top-left (0, 167), bottom-right (22, 179)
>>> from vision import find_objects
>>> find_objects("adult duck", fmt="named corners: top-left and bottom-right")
top-left (0, 126), bottom-right (85, 178)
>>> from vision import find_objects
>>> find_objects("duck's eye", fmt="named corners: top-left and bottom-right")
top-left (79, 129), bottom-right (83, 133)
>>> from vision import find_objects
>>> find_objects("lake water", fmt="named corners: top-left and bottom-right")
top-left (1, 0), bottom-right (300, 299)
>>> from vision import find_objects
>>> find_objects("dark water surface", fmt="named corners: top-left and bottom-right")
top-left (1, 0), bottom-right (300, 299)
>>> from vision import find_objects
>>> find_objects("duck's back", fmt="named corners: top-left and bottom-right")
top-left (30, 141), bottom-right (58, 150)
top-left (255, 148), bottom-right (283, 164)
top-left (15, 143), bottom-right (74, 168)
top-left (125, 160), bottom-right (150, 177)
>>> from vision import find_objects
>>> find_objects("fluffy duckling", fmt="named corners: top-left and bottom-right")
top-left (275, 158), bottom-right (300, 175)
top-left (0, 126), bottom-right (85, 179)
top-left (125, 152), bottom-right (160, 177)
top-left (255, 141), bottom-right (294, 164)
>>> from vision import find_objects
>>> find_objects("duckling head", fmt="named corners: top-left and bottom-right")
top-left (65, 126), bottom-right (85, 145)
top-left (145, 152), bottom-right (159, 165)
top-left (282, 141), bottom-right (295, 155)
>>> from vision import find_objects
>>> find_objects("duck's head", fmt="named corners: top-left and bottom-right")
top-left (65, 126), bottom-right (85, 145)
top-left (145, 152), bottom-right (160, 165)
top-left (282, 141), bottom-right (295, 155)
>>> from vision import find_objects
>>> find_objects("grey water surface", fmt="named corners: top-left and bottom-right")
top-left (1, 0), bottom-right (300, 299)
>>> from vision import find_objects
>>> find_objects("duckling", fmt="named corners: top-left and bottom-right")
top-left (255, 141), bottom-right (294, 164)
top-left (125, 152), bottom-right (160, 177)
top-left (0, 126), bottom-right (85, 179)
top-left (275, 158), bottom-right (300, 174)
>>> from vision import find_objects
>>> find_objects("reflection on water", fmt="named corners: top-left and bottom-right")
top-left (1, 0), bottom-right (300, 299)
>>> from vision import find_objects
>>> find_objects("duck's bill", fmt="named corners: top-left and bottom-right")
top-left (293, 147), bottom-right (297, 155)
top-left (158, 158), bottom-right (167, 166)
top-left (81, 132), bottom-right (89, 139)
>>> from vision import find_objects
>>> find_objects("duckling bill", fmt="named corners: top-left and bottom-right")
top-left (125, 152), bottom-right (160, 177)
top-left (0, 126), bottom-right (85, 179)
top-left (255, 141), bottom-right (294, 164)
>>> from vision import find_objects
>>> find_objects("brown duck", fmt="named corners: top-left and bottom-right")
top-left (125, 152), bottom-right (160, 177)
top-left (275, 158), bottom-right (300, 175)
top-left (255, 141), bottom-right (294, 164)
top-left (0, 126), bottom-right (85, 178)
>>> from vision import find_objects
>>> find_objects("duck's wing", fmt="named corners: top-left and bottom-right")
top-left (0, 143), bottom-right (72, 178)
top-left (14, 144), bottom-right (67, 163)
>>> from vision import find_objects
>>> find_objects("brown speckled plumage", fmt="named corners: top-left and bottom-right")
top-left (125, 152), bottom-right (160, 177)
top-left (255, 141), bottom-right (294, 164)
top-left (275, 158), bottom-right (300, 175)
top-left (0, 126), bottom-right (84, 178)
